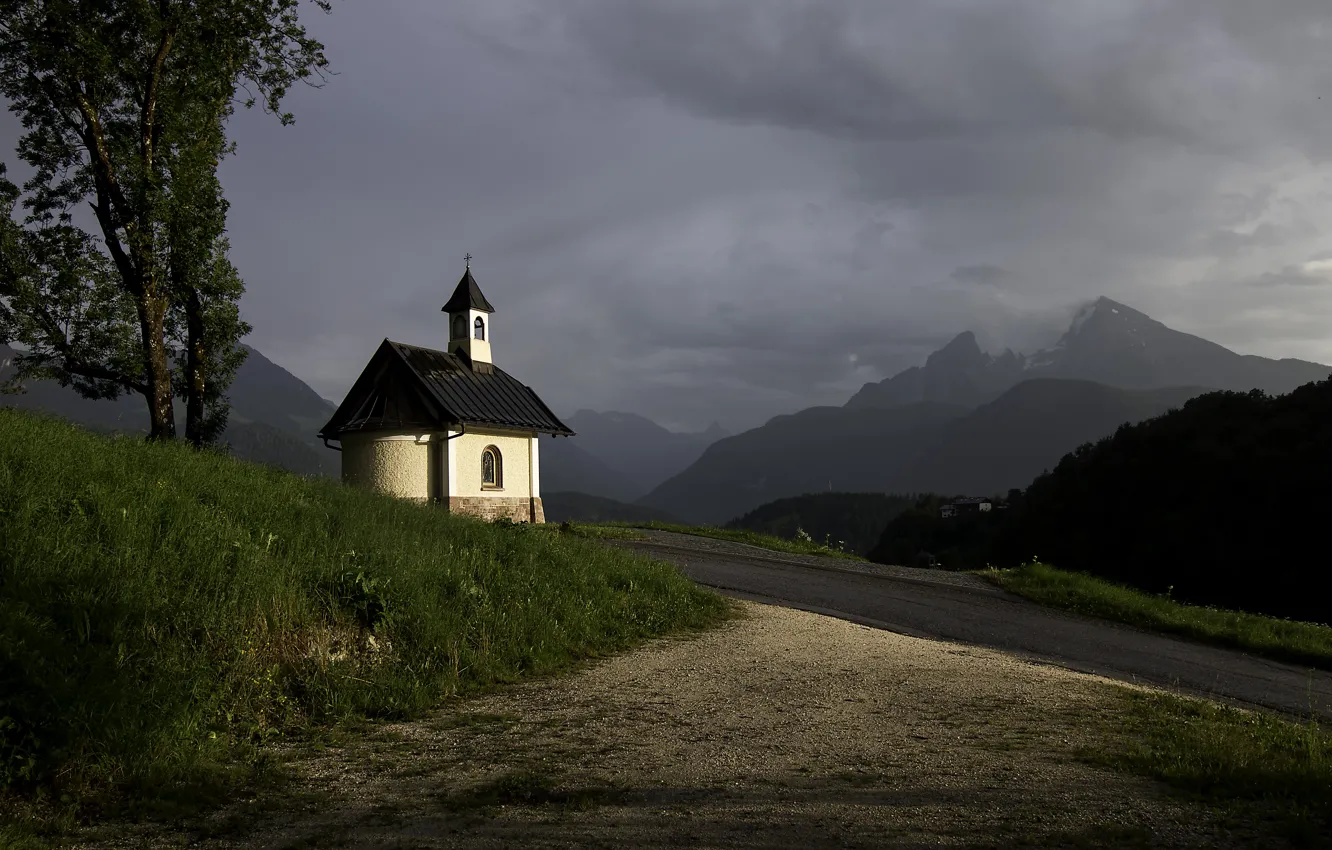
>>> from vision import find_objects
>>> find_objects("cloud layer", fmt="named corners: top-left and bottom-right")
top-left (7, 1), bottom-right (1332, 430)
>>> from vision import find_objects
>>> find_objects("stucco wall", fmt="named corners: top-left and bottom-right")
top-left (340, 428), bottom-right (543, 521)
top-left (341, 432), bottom-right (431, 500)
top-left (451, 429), bottom-right (533, 498)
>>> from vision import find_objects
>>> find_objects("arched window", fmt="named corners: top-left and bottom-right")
top-left (474, 316), bottom-right (485, 340)
top-left (481, 446), bottom-right (502, 488)
top-left (451, 314), bottom-right (465, 340)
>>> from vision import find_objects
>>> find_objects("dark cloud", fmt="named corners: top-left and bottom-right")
top-left (6, 1), bottom-right (1332, 432)
top-left (1250, 263), bottom-right (1332, 287)
top-left (949, 265), bottom-right (1010, 287)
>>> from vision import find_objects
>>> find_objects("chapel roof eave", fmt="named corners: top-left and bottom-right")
top-left (317, 338), bottom-right (574, 440)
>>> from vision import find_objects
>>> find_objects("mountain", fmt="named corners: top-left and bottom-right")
top-left (0, 342), bottom-right (337, 475)
top-left (903, 379), bottom-right (1210, 497)
top-left (559, 410), bottom-right (729, 497)
top-left (846, 331), bottom-right (1025, 410)
top-left (542, 491), bottom-right (686, 525)
top-left (638, 380), bottom-right (1208, 526)
top-left (637, 403), bottom-right (968, 525)
top-left (226, 344), bottom-right (338, 439)
top-left (0, 343), bottom-right (150, 431)
top-left (848, 297), bottom-right (1331, 409)
top-left (539, 437), bottom-right (643, 503)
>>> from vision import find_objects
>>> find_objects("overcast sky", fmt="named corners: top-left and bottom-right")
top-left (9, 1), bottom-right (1332, 432)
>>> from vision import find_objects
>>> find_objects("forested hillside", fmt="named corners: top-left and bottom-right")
top-left (725, 492), bottom-right (917, 555)
top-left (870, 380), bottom-right (1332, 624)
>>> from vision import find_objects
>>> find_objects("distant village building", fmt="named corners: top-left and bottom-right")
top-left (317, 259), bottom-right (574, 523)
top-left (940, 497), bottom-right (993, 519)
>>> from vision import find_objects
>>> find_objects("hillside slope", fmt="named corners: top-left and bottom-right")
top-left (998, 380), bottom-right (1332, 623)
top-left (0, 407), bottom-right (724, 801)
top-left (905, 380), bottom-right (1210, 496)
top-left (561, 410), bottom-right (728, 495)
top-left (726, 492), bottom-right (918, 555)
top-left (1, 342), bottom-right (337, 475)
top-left (638, 403), bottom-right (968, 525)
top-left (542, 491), bottom-right (686, 525)
top-left (640, 380), bottom-right (1203, 526)
top-left (540, 437), bottom-right (644, 503)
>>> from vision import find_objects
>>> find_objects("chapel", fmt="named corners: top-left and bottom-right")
top-left (316, 260), bottom-right (573, 523)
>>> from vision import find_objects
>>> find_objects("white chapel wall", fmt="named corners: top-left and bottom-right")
top-left (340, 432), bottom-right (431, 500)
top-left (450, 429), bottom-right (533, 499)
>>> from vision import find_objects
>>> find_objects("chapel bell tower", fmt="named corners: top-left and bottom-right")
top-left (442, 255), bottom-right (495, 368)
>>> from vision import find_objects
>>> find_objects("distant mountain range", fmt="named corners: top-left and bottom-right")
top-left (847, 297), bottom-right (1329, 409)
top-left (542, 410), bottom-right (728, 501)
top-left (638, 297), bottom-right (1332, 525)
top-left (0, 342), bottom-right (337, 476)
top-left (9, 295), bottom-right (1328, 525)
top-left (542, 491), bottom-right (684, 526)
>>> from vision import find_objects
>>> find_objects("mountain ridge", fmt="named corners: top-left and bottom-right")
top-left (847, 296), bottom-right (1330, 410)
top-left (640, 296), bottom-right (1329, 525)
top-left (541, 409), bottom-right (731, 500)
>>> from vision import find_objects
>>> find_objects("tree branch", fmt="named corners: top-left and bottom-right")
top-left (142, 8), bottom-right (178, 175)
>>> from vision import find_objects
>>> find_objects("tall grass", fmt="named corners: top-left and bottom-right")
top-left (985, 562), bottom-right (1332, 670)
top-left (0, 409), bottom-right (728, 804)
top-left (1089, 689), bottom-right (1332, 845)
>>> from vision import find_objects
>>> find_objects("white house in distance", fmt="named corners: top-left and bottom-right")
top-left (317, 260), bottom-right (574, 523)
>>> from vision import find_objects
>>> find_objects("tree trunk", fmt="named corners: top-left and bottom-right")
top-left (183, 287), bottom-right (206, 447)
top-left (137, 291), bottom-right (175, 441)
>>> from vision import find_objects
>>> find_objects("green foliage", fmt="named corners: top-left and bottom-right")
top-left (0, 167), bottom-right (141, 401)
top-left (610, 520), bottom-right (865, 560)
top-left (986, 562), bottom-right (1332, 670)
top-left (871, 379), bottom-right (1332, 625)
top-left (1090, 688), bottom-right (1332, 839)
top-left (0, 408), bottom-right (727, 807)
top-left (725, 492), bottom-right (917, 556)
top-left (1007, 382), bottom-right (1332, 623)
top-left (0, 0), bottom-right (334, 440)
top-left (867, 494), bottom-right (1012, 569)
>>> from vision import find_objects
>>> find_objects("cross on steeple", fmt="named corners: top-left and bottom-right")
top-left (464, 252), bottom-right (472, 269)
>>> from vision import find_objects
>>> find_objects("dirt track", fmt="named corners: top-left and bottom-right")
top-left (77, 602), bottom-right (1268, 850)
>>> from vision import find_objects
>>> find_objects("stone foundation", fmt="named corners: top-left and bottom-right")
top-left (447, 496), bottom-right (545, 524)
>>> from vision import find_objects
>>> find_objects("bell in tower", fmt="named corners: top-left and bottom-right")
top-left (441, 254), bottom-right (496, 370)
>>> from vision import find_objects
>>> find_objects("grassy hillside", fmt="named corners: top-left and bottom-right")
top-left (985, 563), bottom-right (1332, 670)
top-left (1, 342), bottom-right (339, 478)
top-left (0, 409), bottom-right (727, 806)
top-left (725, 492), bottom-right (918, 555)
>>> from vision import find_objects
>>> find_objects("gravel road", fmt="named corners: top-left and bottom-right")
top-left (610, 530), bottom-right (1332, 722)
top-left (87, 603), bottom-right (1256, 849)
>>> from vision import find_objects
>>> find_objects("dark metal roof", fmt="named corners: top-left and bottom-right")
top-left (318, 339), bottom-right (574, 438)
top-left (441, 268), bottom-right (495, 314)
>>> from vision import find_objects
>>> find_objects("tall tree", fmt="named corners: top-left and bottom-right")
top-left (163, 113), bottom-right (249, 446)
top-left (0, 0), bottom-right (331, 440)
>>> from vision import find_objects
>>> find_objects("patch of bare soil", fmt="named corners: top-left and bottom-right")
top-left (74, 603), bottom-right (1272, 849)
